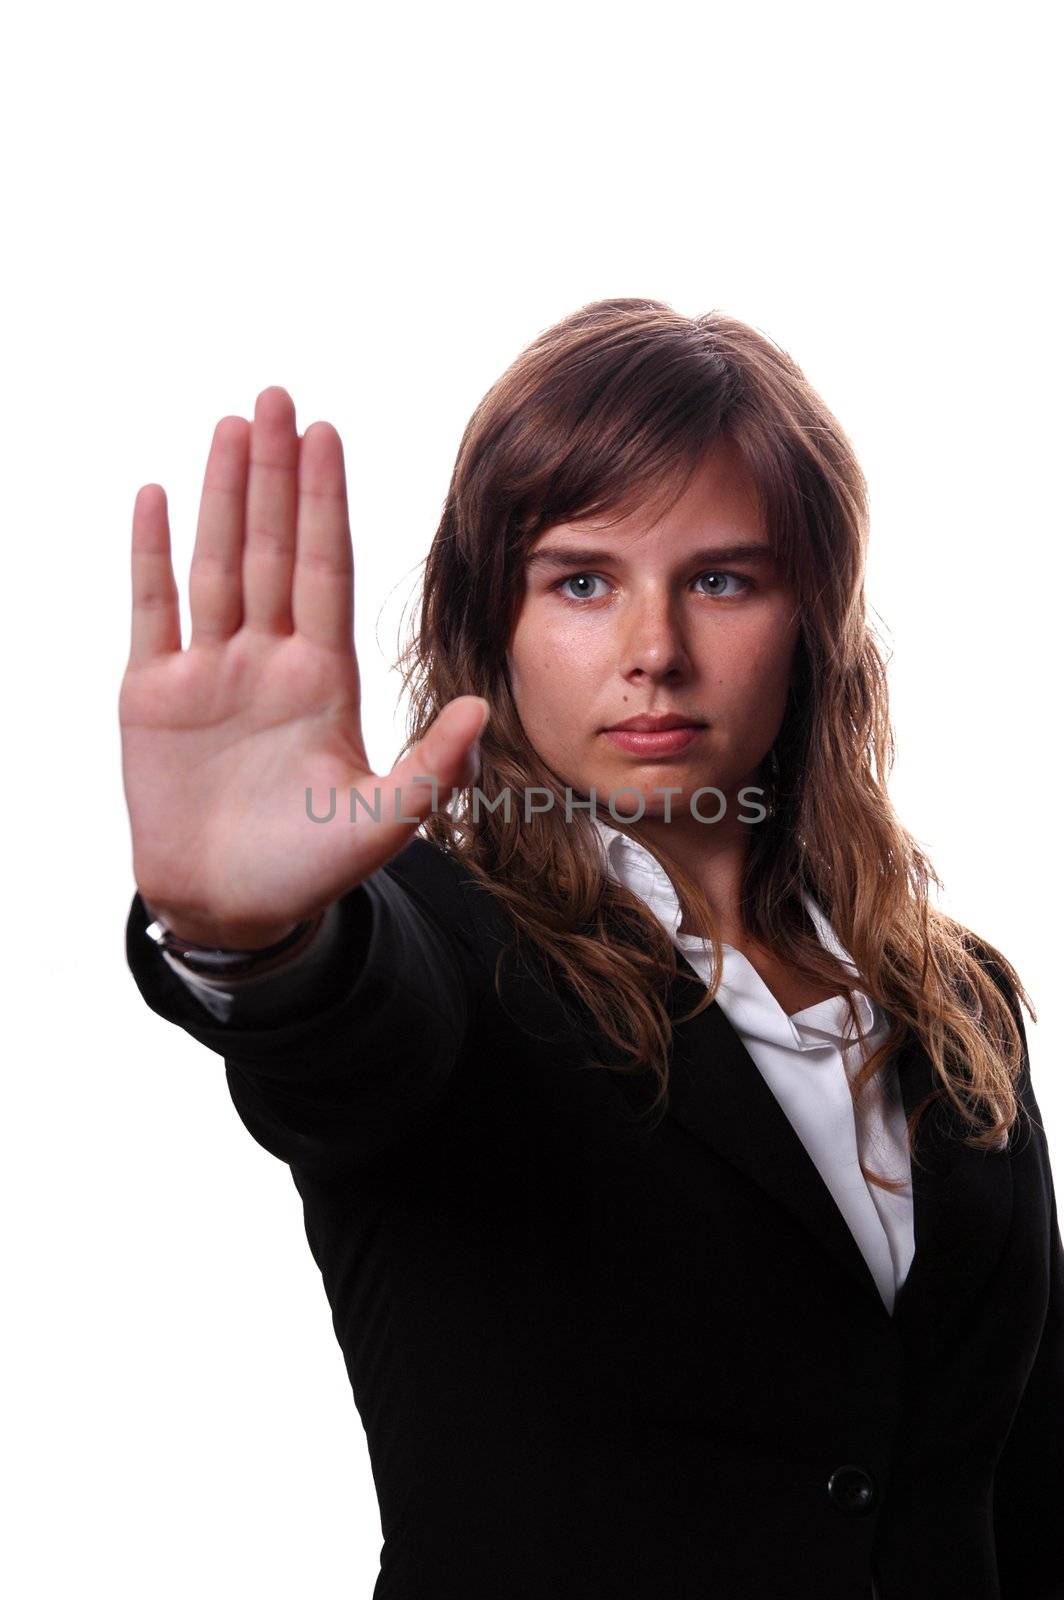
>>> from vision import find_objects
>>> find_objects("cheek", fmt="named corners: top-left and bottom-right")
top-left (740, 645), bottom-right (793, 695)
top-left (732, 610), bottom-right (799, 685)
top-left (510, 607), bottom-right (597, 697)
top-left (508, 617), bottom-right (603, 765)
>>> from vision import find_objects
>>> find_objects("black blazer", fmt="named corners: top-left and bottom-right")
top-left (125, 836), bottom-right (1064, 1600)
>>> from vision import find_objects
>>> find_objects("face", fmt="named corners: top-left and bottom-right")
top-left (505, 436), bottom-right (801, 840)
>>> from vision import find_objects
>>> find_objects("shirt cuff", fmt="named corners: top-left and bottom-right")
top-left (161, 901), bottom-right (345, 1024)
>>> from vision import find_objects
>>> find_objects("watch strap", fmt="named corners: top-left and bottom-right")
top-left (144, 911), bottom-right (325, 977)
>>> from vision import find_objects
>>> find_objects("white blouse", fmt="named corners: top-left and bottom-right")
top-left (590, 815), bottom-right (915, 1317)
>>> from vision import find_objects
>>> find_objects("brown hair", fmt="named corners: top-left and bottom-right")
top-left (394, 296), bottom-right (1035, 1187)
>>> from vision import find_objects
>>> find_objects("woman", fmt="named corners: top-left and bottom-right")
top-left (121, 300), bottom-right (1062, 1599)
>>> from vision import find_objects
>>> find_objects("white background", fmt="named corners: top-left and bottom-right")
top-left (3, 2), bottom-right (1060, 1594)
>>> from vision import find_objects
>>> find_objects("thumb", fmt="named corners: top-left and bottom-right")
top-left (380, 694), bottom-right (491, 835)
top-left (417, 694), bottom-right (491, 796)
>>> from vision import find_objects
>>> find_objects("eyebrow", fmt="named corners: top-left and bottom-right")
top-left (524, 542), bottom-right (776, 572)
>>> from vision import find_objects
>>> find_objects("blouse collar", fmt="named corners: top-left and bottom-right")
top-left (589, 814), bottom-right (879, 1052)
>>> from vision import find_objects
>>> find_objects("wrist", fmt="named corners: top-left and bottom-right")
top-left (140, 900), bottom-right (302, 951)
top-left (144, 907), bottom-right (327, 978)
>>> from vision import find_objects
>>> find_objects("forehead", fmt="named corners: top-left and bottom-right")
top-left (528, 439), bottom-right (765, 555)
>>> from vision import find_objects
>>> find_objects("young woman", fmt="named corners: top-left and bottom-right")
top-left (120, 299), bottom-right (1062, 1600)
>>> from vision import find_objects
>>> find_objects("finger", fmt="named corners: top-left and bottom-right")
top-left (292, 421), bottom-right (354, 652)
top-left (345, 697), bottom-right (491, 866)
top-left (242, 386), bottom-right (299, 635)
top-left (189, 415), bottom-right (249, 645)
top-left (129, 484), bottom-right (181, 665)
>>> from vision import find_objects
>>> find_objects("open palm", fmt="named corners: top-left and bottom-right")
top-left (119, 386), bottom-right (488, 948)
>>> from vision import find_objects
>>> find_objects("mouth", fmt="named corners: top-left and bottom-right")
top-left (601, 721), bottom-right (707, 757)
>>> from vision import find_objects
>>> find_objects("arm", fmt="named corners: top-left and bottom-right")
top-left (119, 387), bottom-right (490, 1177)
top-left (153, 901), bottom-right (348, 1024)
top-left (126, 844), bottom-right (488, 1178)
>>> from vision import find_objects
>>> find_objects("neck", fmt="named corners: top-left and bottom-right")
top-left (628, 787), bottom-right (753, 948)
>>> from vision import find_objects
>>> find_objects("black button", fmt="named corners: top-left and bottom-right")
top-left (827, 1464), bottom-right (877, 1516)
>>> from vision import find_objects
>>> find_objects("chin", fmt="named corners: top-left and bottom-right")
top-left (591, 774), bottom-right (698, 820)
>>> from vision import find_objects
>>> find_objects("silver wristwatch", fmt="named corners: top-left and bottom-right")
top-left (144, 912), bottom-right (320, 977)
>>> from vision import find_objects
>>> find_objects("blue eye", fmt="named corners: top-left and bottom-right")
top-left (553, 571), bottom-right (751, 603)
top-left (695, 572), bottom-right (750, 598)
top-left (559, 573), bottom-right (609, 601)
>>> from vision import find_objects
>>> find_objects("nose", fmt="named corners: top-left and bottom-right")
top-left (620, 586), bottom-right (692, 683)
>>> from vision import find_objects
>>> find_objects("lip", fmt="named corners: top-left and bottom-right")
top-left (604, 714), bottom-right (706, 732)
top-left (602, 725), bottom-right (706, 757)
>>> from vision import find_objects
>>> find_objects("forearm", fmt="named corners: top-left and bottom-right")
top-left (155, 901), bottom-right (347, 1025)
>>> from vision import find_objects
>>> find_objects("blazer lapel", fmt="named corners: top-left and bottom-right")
top-left (660, 958), bottom-right (888, 1313)
top-left (888, 1025), bottom-right (1013, 1335)
top-left (658, 949), bottom-right (1014, 1330)
top-left (457, 864), bottom-right (1014, 1336)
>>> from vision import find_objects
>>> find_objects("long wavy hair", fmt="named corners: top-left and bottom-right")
top-left (394, 297), bottom-right (1034, 1188)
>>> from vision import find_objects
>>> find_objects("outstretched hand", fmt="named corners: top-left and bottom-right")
top-left (119, 386), bottom-right (488, 948)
